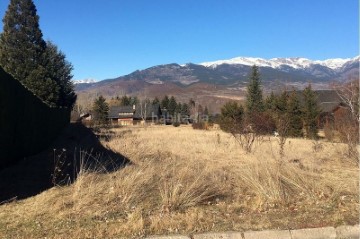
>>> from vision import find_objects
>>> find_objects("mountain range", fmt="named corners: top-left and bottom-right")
top-left (75, 56), bottom-right (359, 112)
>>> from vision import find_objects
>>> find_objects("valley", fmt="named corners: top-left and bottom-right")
top-left (75, 56), bottom-right (359, 112)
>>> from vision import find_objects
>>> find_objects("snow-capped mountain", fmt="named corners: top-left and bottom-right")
top-left (76, 55), bottom-right (359, 98)
top-left (73, 78), bottom-right (97, 84)
top-left (200, 56), bottom-right (359, 71)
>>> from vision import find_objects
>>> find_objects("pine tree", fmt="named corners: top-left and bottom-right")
top-left (129, 96), bottom-right (138, 106)
top-left (286, 90), bottom-right (303, 137)
top-left (0, 0), bottom-right (46, 83)
top-left (181, 103), bottom-right (190, 115)
top-left (152, 97), bottom-right (160, 105)
top-left (246, 65), bottom-right (264, 114)
top-left (24, 65), bottom-right (60, 107)
top-left (265, 91), bottom-right (276, 111)
top-left (161, 95), bottom-right (170, 109)
top-left (0, 0), bottom-right (76, 108)
top-left (275, 91), bottom-right (288, 114)
top-left (219, 101), bottom-right (244, 133)
top-left (43, 41), bottom-right (76, 108)
top-left (176, 102), bottom-right (182, 114)
top-left (168, 96), bottom-right (177, 115)
top-left (272, 91), bottom-right (291, 156)
top-left (204, 106), bottom-right (209, 116)
top-left (303, 84), bottom-right (321, 139)
top-left (92, 95), bottom-right (109, 125)
top-left (120, 95), bottom-right (130, 106)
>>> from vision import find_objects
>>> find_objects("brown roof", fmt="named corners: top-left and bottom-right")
top-left (108, 106), bottom-right (134, 119)
top-left (290, 90), bottom-right (344, 113)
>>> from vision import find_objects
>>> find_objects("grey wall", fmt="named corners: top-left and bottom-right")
top-left (0, 67), bottom-right (70, 169)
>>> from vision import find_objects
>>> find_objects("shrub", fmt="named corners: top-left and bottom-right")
top-left (219, 101), bottom-right (244, 133)
top-left (251, 112), bottom-right (276, 135)
top-left (192, 122), bottom-right (207, 130)
top-left (323, 123), bottom-right (335, 141)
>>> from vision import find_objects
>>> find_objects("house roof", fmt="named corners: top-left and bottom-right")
top-left (314, 90), bottom-right (344, 113)
top-left (108, 104), bottom-right (162, 119)
top-left (108, 106), bottom-right (134, 119)
top-left (133, 104), bottom-right (161, 119)
top-left (315, 90), bottom-right (342, 104)
top-left (319, 102), bottom-right (343, 113)
top-left (287, 90), bottom-right (344, 113)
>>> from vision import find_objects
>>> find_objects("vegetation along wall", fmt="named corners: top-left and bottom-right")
top-left (0, 67), bottom-right (70, 169)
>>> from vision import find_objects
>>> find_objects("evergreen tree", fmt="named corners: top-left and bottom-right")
top-left (120, 95), bottom-right (130, 106)
top-left (0, 0), bottom-right (76, 108)
top-left (246, 65), bottom-right (264, 114)
top-left (43, 41), bottom-right (76, 108)
top-left (92, 95), bottom-right (109, 125)
top-left (219, 101), bottom-right (244, 133)
top-left (161, 95), bottom-right (170, 109)
top-left (24, 65), bottom-right (60, 107)
top-left (286, 90), bottom-right (303, 137)
top-left (275, 91), bottom-right (288, 113)
top-left (265, 91), bottom-right (276, 111)
top-left (181, 103), bottom-right (190, 115)
top-left (176, 102), bottom-right (182, 114)
top-left (204, 106), bottom-right (209, 116)
top-left (168, 96), bottom-right (177, 115)
top-left (129, 96), bottom-right (138, 106)
top-left (0, 0), bottom-right (46, 83)
top-left (270, 91), bottom-right (289, 137)
top-left (152, 97), bottom-right (160, 105)
top-left (303, 84), bottom-right (321, 139)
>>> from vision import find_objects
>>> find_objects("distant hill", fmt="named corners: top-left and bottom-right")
top-left (75, 56), bottom-right (359, 113)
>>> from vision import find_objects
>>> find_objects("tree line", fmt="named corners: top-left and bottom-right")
top-left (219, 65), bottom-right (321, 140)
top-left (91, 94), bottom-right (211, 125)
top-left (0, 0), bottom-right (76, 108)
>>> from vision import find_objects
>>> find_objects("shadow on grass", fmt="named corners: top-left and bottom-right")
top-left (0, 123), bottom-right (130, 203)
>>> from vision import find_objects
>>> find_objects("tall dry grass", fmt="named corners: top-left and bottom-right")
top-left (0, 125), bottom-right (358, 238)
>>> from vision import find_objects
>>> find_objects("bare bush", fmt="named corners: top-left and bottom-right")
top-left (333, 80), bottom-right (359, 159)
top-left (323, 123), bottom-right (335, 142)
top-left (192, 121), bottom-right (209, 130)
top-left (336, 114), bottom-right (359, 160)
top-left (312, 140), bottom-right (324, 153)
top-left (231, 124), bottom-right (260, 153)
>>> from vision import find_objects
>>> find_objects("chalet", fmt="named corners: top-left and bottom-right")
top-left (108, 105), bottom-right (135, 126)
top-left (316, 90), bottom-right (347, 128)
top-left (290, 90), bottom-right (349, 128)
top-left (108, 104), bottom-right (162, 126)
top-left (133, 104), bottom-right (162, 124)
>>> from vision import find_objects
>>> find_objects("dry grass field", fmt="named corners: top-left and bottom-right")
top-left (0, 125), bottom-right (358, 238)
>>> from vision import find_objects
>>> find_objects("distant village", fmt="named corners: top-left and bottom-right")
top-left (75, 89), bottom-right (351, 130)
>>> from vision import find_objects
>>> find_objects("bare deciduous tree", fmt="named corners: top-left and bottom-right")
top-left (332, 80), bottom-right (359, 159)
top-left (333, 80), bottom-right (359, 123)
top-left (138, 91), bottom-right (150, 126)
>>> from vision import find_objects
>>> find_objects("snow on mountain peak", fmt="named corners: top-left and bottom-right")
top-left (314, 57), bottom-right (353, 69)
top-left (73, 78), bottom-right (97, 84)
top-left (200, 56), bottom-right (358, 70)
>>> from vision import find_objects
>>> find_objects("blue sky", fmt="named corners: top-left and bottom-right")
top-left (0, 0), bottom-right (358, 81)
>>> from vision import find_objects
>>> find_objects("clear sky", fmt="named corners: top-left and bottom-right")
top-left (0, 0), bottom-right (358, 81)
